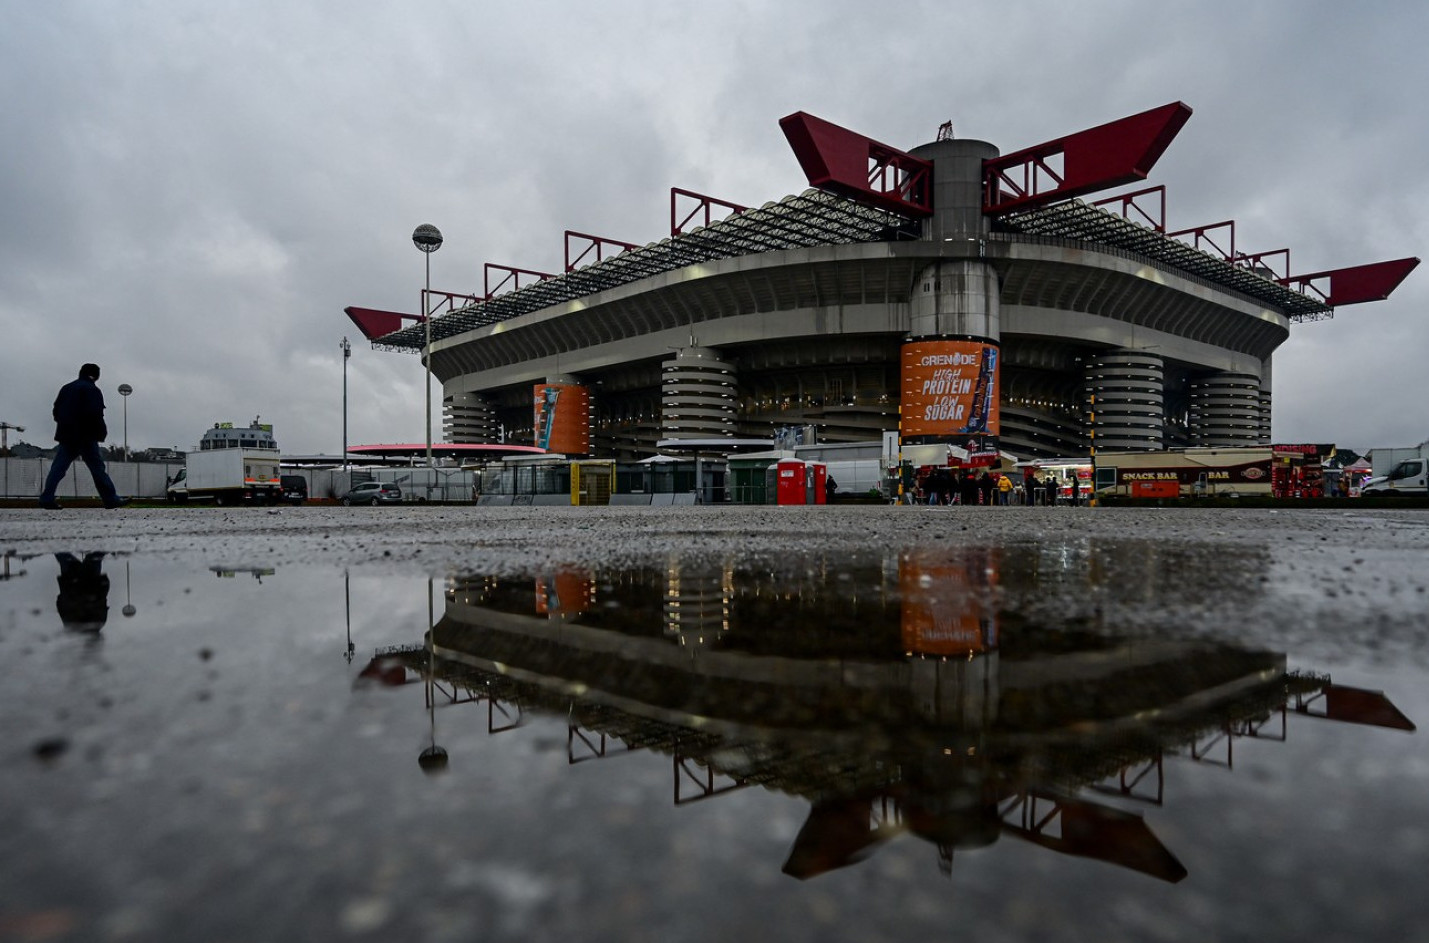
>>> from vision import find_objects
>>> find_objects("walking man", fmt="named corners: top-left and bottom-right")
top-left (38, 363), bottom-right (127, 510)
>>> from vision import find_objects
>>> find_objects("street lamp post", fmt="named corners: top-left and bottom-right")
top-left (340, 337), bottom-right (351, 471)
top-left (117, 384), bottom-right (133, 460)
top-left (412, 224), bottom-right (443, 467)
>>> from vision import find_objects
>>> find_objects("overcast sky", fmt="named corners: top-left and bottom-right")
top-left (3, 1), bottom-right (1425, 457)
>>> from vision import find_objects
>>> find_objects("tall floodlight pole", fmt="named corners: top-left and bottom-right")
top-left (117, 384), bottom-right (133, 460)
top-left (412, 224), bottom-right (443, 467)
top-left (340, 337), bottom-right (351, 471)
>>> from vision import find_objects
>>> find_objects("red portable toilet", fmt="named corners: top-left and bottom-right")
top-left (772, 459), bottom-right (807, 505)
top-left (807, 462), bottom-right (827, 504)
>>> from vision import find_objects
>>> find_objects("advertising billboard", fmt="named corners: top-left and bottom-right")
top-left (1115, 460), bottom-right (1271, 489)
top-left (900, 340), bottom-right (999, 459)
top-left (532, 383), bottom-right (590, 455)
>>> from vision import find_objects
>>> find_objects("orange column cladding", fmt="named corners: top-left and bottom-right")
top-left (533, 383), bottom-right (590, 455)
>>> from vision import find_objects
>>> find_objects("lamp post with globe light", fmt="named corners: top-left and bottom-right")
top-left (340, 337), bottom-right (351, 471)
top-left (412, 224), bottom-right (443, 467)
top-left (117, 384), bottom-right (132, 460)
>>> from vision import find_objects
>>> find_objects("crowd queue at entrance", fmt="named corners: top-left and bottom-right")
top-left (909, 467), bottom-right (1087, 506)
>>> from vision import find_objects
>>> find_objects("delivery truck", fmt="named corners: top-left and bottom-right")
top-left (1361, 444), bottom-right (1429, 497)
top-left (166, 448), bottom-right (282, 505)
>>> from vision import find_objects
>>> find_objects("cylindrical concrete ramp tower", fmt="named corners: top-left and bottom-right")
top-left (1258, 380), bottom-right (1273, 445)
top-left (445, 392), bottom-right (499, 444)
top-left (1084, 348), bottom-right (1165, 451)
top-left (1189, 372), bottom-right (1263, 447)
top-left (661, 347), bottom-right (737, 441)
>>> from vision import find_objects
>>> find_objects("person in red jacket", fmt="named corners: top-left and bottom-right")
top-left (38, 363), bottom-right (126, 510)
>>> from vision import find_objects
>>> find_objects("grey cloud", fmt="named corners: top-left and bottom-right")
top-left (2, 0), bottom-right (1424, 455)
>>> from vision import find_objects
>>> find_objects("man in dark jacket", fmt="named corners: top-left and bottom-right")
top-left (38, 363), bottom-right (126, 510)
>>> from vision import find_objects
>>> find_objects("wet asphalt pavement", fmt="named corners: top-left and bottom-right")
top-left (2, 504), bottom-right (1428, 942)
top-left (4, 504), bottom-right (1428, 638)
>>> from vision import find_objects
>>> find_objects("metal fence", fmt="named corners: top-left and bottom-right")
top-left (2, 457), bottom-right (183, 499)
top-left (1, 458), bottom-right (354, 501)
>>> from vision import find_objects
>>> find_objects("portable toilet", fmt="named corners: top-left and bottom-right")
top-left (767, 459), bottom-right (807, 505)
top-left (806, 462), bottom-right (827, 504)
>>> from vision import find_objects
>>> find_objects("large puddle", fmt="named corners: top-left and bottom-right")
top-left (2, 545), bottom-right (1426, 941)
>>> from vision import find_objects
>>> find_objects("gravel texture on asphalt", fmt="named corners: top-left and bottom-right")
top-left (5, 505), bottom-right (1427, 660)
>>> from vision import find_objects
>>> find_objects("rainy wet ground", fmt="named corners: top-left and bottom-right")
top-left (2, 506), bottom-right (1428, 942)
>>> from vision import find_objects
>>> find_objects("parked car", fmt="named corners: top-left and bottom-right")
top-left (341, 482), bottom-right (402, 506)
top-left (279, 475), bottom-right (308, 505)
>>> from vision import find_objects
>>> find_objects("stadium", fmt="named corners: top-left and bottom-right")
top-left (345, 103), bottom-right (1417, 465)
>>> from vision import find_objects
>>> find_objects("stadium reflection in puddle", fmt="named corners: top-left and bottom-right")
top-left (366, 545), bottom-right (1416, 883)
top-left (5, 544), bottom-right (1424, 940)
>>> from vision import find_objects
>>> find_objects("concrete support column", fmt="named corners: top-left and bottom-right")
top-left (1190, 372), bottom-right (1264, 447)
top-left (1084, 348), bottom-right (1165, 451)
top-left (534, 375), bottom-right (591, 455)
top-left (899, 137), bottom-right (1004, 461)
top-left (908, 138), bottom-right (999, 241)
top-left (909, 261), bottom-right (1001, 341)
top-left (901, 261), bottom-right (1001, 458)
top-left (661, 347), bottom-right (737, 441)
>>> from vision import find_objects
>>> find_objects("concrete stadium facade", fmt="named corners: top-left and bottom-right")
top-left (351, 107), bottom-right (1415, 462)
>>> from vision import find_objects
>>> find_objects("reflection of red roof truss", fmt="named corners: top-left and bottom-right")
top-left (1002, 791), bottom-right (1188, 883)
top-left (782, 798), bottom-right (898, 879)
top-left (1297, 685), bottom-right (1417, 731)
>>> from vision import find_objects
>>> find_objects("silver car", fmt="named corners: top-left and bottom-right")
top-left (340, 482), bottom-right (402, 506)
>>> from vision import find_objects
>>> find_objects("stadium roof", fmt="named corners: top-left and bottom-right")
top-left (370, 189), bottom-right (918, 352)
top-left (368, 191), bottom-right (1334, 355)
top-left (995, 200), bottom-right (1333, 321)
top-left (347, 443), bottom-right (547, 460)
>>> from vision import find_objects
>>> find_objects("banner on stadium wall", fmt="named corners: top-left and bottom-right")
top-left (900, 340), bottom-right (1000, 459)
top-left (533, 383), bottom-right (590, 454)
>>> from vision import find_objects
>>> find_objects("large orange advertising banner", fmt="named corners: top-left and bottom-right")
top-left (900, 340), bottom-right (1000, 441)
top-left (533, 383), bottom-right (590, 454)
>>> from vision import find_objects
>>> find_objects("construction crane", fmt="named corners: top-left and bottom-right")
top-left (0, 421), bottom-right (24, 453)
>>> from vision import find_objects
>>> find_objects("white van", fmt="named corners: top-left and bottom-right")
top-left (1362, 456), bottom-right (1429, 497)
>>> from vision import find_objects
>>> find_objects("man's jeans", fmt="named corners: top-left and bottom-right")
top-left (41, 441), bottom-right (121, 507)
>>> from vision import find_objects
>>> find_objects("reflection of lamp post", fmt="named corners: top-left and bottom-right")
top-left (122, 560), bottom-right (136, 618)
top-left (340, 337), bottom-right (351, 472)
top-left (412, 224), bottom-right (443, 468)
top-left (418, 577), bottom-right (448, 774)
top-left (343, 568), bottom-right (354, 663)
top-left (117, 384), bottom-right (133, 460)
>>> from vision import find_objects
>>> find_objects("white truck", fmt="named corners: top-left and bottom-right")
top-left (166, 448), bottom-right (282, 505)
top-left (1362, 444), bottom-right (1429, 497)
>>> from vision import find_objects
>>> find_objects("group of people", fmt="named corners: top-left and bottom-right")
top-left (917, 468), bottom-right (1082, 506)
